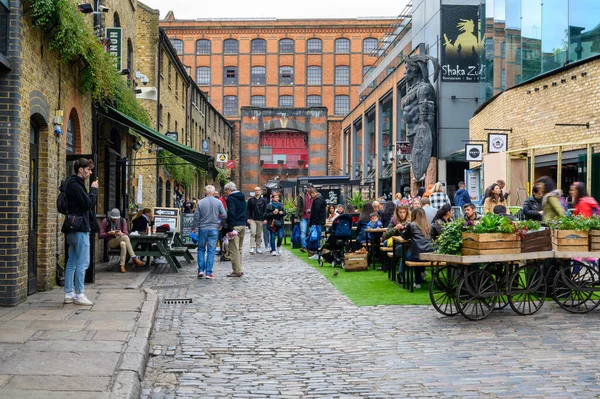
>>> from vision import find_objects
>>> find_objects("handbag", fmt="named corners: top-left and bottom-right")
top-left (65, 213), bottom-right (85, 231)
top-left (273, 219), bottom-right (283, 228)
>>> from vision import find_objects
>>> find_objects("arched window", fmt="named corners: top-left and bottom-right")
top-left (251, 38), bottom-right (266, 53)
top-left (334, 95), bottom-right (350, 116)
top-left (335, 65), bottom-right (350, 85)
top-left (165, 180), bottom-right (172, 208)
top-left (251, 95), bottom-right (266, 107)
top-left (335, 38), bottom-right (350, 53)
top-left (66, 110), bottom-right (79, 155)
top-left (127, 39), bottom-right (133, 77)
top-left (224, 66), bottom-right (238, 85)
top-left (306, 95), bottom-right (322, 107)
top-left (279, 66), bottom-right (294, 85)
top-left (223, 39), bottom-right (238, 54)
top-left (307, 38), bottom-right (322, 53)
top-left (113, 12), bottom-right (120, 27)
top-left (171, 39), bottom-right (183, 55)
top-left (196, 67), bottom-right (210, 85)
top-left (279, 38), bottom-right (294, 53)
top-left (223, 96), bottom-right (238, 116)
top-left (157, 177), bottom-right (163, 207)
top-left (251, 66), bottom-right (266, 85)
top-left (307, 66), bottom-right (321, 85)
top-left (363, 37), bottom-right (378, 53)
top-left (279, 95), bottom-right (293, 107)
top-left (196, 39), bottom-right (211, 54)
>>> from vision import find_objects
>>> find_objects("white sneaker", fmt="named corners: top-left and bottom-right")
top-left (64, 293), bottom-right (75, 304)
top-left (153, 257), bottom-right (167, 265)
top-left (413, 283), bottom-right (421, 289)
top-left (277, 247), bottom-right (282, 255)
top-left (256, 248), bottom-right (263, 254)
top-left (249, 248), bottom-right (255, 254)
top-left (421, 271), bottom-right (429, 278)
top-left (272, 251), bottom-right (277, 256)
top-left (73, 294), bottom-right (93, 306)
top-left (309, 254), bottom-right (319, 260)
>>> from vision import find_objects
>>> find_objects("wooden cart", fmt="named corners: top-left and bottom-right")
top-left (550, 251), bottom-right (600, 314)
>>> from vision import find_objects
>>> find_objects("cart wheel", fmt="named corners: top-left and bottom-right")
top-left (456, 269), bottom-right (497, 321)
top-left (483, 262), bottom-right (510, 310)
top-left (508, 264), bottom-right (546, 316)
top-left (340, 261), bottom-right (345, 269)
top-left (318, 258), bottom-right (324, 267)
top-left (429, 265), bottom-right (460, 316)
top-left (552, 260), bottom-right (600, 314)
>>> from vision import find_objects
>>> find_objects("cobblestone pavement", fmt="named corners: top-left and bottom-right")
top-left (141, 239), bottom-right (600, 398)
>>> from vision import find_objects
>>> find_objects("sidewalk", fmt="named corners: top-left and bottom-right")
top-left (0, 261), bottom-right (159, 399)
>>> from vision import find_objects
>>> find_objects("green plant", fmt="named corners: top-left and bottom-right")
top-left (347, 192), bottom-right (365, 211)
top-left (283, 197), bottom-right (297, 222)
top-left (216, 168), bottom-right (228, 185)
top-left (516, 219), bottom-right (542, 232)
top-left (586, 216), bottom-right (600, 230)
top-left (159, 151), bottom-right (196, 188)
top-left (465, 213), bottom-right (516, 234)
top-left (550, 215), bottom-right (590, 231)
top-left (434, 220), bottom-right (465, 255)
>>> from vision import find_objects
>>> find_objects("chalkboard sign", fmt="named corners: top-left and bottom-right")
top-left (180, 213), bottom-right (195, 244)
top-left (324, 189), bottom-right (341, 205)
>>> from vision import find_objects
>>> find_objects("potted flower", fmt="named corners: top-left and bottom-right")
top-left (585, 216), bottom-right (600, 251)
top-left (461, 213), bottom-right (520, 255)
top-left (549, 216), bottom-right (589, 252)
top-left (515, 219), bottom-right (551, 253)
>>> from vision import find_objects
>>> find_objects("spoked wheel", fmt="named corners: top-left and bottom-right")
top-left (508, 263), bottom-right (547, 316)
top-left (429, 265), bottom-right (460, 316)
top-left (483, 262), bottom-right (510, 310)
top-left (456, 269), bottom-right (497, 321)
top-left (552, 260), bottom-right (600, 314)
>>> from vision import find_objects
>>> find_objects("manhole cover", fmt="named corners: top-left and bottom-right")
top-left (163, 298), bottom-right (193, 305)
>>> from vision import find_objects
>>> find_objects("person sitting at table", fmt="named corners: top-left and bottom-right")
top-left (132, 208), bottom-right (154, 232)
top-left (401, 208), bottom-right (434, 289)
top-left (493, 205), bottom-right (516, 221)
top-left (483, 183), bottom-right (507, 215)
top-left (355, 202), bottom-right (374, 246)
top-left (99, 208), bottom-right (145, 273)
top-left (430, 204), bottom-right (453, 241)
top-left (411, 197), bottom-right (422, 210)
top-left (463, 203), bottom-right (481, 223)
top-left (335, 204), bottom-right (345, 216)
top-left (365, 212), bottom-right (383, 241)
top-left (381, 201), bottom-right (396, 228)
top-left (326, 205), bottom-right (336, 222)
top-left (382, 204), bottom-right (410, 244)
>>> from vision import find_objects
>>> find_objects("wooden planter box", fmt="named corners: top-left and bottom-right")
top-left (462, 232), bottom-right (520, 256)
top-left (552, 229), bottom-right (589, 252)
top-left (590, 230), bottom-right (600, 251)
top-left (344, 253), bottom-right (368, 272)
top-left (521, 228), bottom-right (552, 253)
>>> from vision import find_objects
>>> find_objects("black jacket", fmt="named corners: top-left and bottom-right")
top-left (226, 191), bottom-right (247, 229)
top-left (61, 175), bottom-right (99, 233)
top-left (522, 195), bottom-right (542, 221)
top-left (132, 215), bottom-right (153, 232)
top-left (247, 196), bottom-right (267, 221)
top-left (401, 222), bottom-right (434, 259)
top-left (264, 202), bottom-right (286, 226)
top-left (430, 218), bottom-right (448, 241)
top-left (309, 193), bottom-right (327, 226)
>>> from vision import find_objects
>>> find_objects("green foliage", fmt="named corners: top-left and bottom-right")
top-left (434, 220), bottom-right (465, 255)
top-left (28, 0), bottom-right (150, 125)
top-left (159, 151), bottom-right (196, 188)
top-left (216, 168), bottom-right (228, 185)
top-left (550, 215), bottom-right (590, 231)
top-left (347, 192), bottom-right (365, 211)
top-left (516, 219), bottom-right (542, 232)
top-left (283, 197), bottom-right (296, 222)
top-left (586, 216), bottom-right (600, 230)
top-left (466, 213), bottom-right (516, 234)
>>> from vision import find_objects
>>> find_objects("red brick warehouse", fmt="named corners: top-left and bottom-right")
top-left (160, 15), bottom-right (396, 190)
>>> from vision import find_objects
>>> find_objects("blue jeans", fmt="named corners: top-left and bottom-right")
top-left (299, 218), bottom-right (310, 248)
top-left (197, 229), bottom-right (219, 275)
top-left (270, 227), bottom-right (284, 252)
top-left (65, 232), bottom-right (90, 295)
top-left (263, 224), bottom-right (271, 249)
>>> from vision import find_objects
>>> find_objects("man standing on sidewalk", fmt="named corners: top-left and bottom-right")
top-left (296, 184), bottom-right (314, 253)
top-left (61, 158), bottom-right (99, 306)
top-left (308, 187), bottom-right (327, 260)
top-left (247, 186), bottom-right (267, 254)
top-left (193, 185), bottom-right (227, 279)
top-left (224, 182), bottom-right (247, 277)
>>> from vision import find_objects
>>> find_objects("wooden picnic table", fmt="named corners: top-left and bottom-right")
top-left (128, 233), bottom-right (183, 273)
top-left (364, 228), bottom-right (388, 269)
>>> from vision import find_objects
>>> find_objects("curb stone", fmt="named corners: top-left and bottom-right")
top-left (109, 288), bottom-right (159, 399)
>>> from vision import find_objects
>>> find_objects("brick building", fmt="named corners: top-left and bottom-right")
top-left (160, 15), bottom-right (396, 190)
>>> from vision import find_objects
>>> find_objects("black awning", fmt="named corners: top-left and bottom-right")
top-left (101, 106), bottom-right (214, 171)
top-left (297, 175), bottom-right (352, 186)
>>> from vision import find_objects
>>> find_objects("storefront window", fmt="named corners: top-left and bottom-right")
top-left (505, 0), bottom-right (521, 88)
top-left (379, 96), bottom-right (393, 170)
top-left (542, 0), bottom-right (568, 73)
top-left (521, 0), bottom-right (542, 81)
top-left (569, 0), bottom-right (600, 62)
top-left (365, 111), bottom-right (375, 171)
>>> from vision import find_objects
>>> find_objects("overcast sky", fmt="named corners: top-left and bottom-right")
top-left (140, 0), bottom-right (408, 20)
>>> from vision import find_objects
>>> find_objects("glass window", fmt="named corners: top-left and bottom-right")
top-left (279, 39), bottom-right (294, 53)
top-left (363, 65), bottom-right (372, 76)
top-left (334, 95), bottom-right (350, 116)
top-left (335, 38), bottom-right (350, 53)
top-left (66, 116), bottom-right (76, 154)
top-left (223, 39), bottom-right (238, 54)
top-left (165, 181), bottom-right (171, 208)
top-left (307, 38), bottom-right (322, 53)
top-left (223, 66), bottom-right (237, 85)
top-left (335, 65), bottom-right (350, 85)
top-left (279, 95), bottom-right (293, 107)
top-left (251, 95), bottom-right (266, 107)
top-left (306, 95), bottom-right (321, 107)
top-left (196, 39), bottom-right (210, 54)
top-left (363, 37), bottom-right (378, 53)
top-left (171, 39), bottom-right (183, 55)
top-left (251, 38), bottom-right (266, 54)
top-left (223, 96), bottom-right (238, 116)
top-left (541, 0), bottom-right (568, 73)
top-left (520, 0), bottom-right (542, 81)
top-left (251, 66), bottom-right (266, 85)
top-left (0, 2), bottom-right (9, 57)
top-left (196, 67), bottom-right (210, 85)
top-left (569, 0), bottom-right (600, 62)
top-left (307, 66), bottom-right (321, 85)
top-left (279, 66), bottom-right (294, 85)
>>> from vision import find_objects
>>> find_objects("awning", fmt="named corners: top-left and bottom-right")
top-left (101, 106), bottom-right (214, 171)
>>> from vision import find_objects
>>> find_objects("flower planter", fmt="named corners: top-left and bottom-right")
top-left (551, 229), bottom-right (589, 252)
top-left (590, 230), bottom-right (600, 251)
top-left (461, 232), bottom-right (520, 256)
top-left (520, 228), bottom-right (552, 253)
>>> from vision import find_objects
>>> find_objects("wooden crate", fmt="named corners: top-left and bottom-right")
top-left (552, 229), bottom-right (589, 252)
top-left (344, 253), bottom-right (368, 272)
top-left (590, 230), bottom-right (600, 251)
top-left (461, 232), bottom-right (520, 256)
top-left (521, 228), bottom-right (552, 253)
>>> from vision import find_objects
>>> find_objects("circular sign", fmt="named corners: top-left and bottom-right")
top-left (469, 147), bottom-right (481, 158)
top-left (492, 138), bottom-right (504, 149)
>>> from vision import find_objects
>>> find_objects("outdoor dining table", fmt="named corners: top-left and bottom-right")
top-left (128, 232), bottom-right (182, 273)
top-left (364, 228), bottom-right (387, 269)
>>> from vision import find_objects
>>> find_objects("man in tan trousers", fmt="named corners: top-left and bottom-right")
top-left (99, 208), bottom-right (145, 273)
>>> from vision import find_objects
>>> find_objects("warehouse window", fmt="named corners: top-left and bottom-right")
top-left (279, 66), bottom-right (294, 85)
top-left (223, 39), bottom-right (238, 54)
top-left (251, 95), bottom-right (266, 107)
top-left (196, 67), bottom-right (210, 85)
top-left (334, 95), bottom-right (350, 116)
top-left (196, 39), bottom-right (210, 54)
top-left (224, 66), bottom-right (238, 85)
top-left (223, 96), bottom-right (238, 116)
top-left (279, 95), bottom-right (293, 107)
top-left (307, 66), bottom-right (321, 85)
top-left (335, 65), bottom-right (350, 85)
top-left (251, 66), bottom-right (266, 85)
top-left (251, 38), bottom-right (266, 54)
top-left (307, 38), bottom-right (322, 53)
top-left (279, 38), bottom-right (294, 53)
top-left (335, 38), bottom-right (350, 53)
top-left (363, 37), bottom-right (378, 53)
top-left (171, 39), bottom-right (183, 55)
top-left (306, 95), bottom-right (322, 107)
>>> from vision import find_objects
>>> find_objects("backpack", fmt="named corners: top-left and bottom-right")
top-left (307, 226), bottom-right (320, 251)
top-left (57, 178), bottom-right (70, 215)
top-left (291, 224), bottom-right (302, 248)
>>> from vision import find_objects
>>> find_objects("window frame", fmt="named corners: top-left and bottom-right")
top-left (279, 66), bottom-right (294, 85)
top-left (306, 66), bottom-right (322, 85)
top-left (334, 95), bottom-right (350, 116)
top-left (279, 38), bottom-right (294, 54)
top-left (223, 96), bottom-right (238, 116)
top-left (335, 38), bottom-right (350, 53)
top-left (223, 66), bottom-right (238, 85)
top-left (306, 95), bottom-right (322, 107)
top-left (251, 66), bottom-right (266, 85)
top-left (362, 37), bottom-right (378, 54)
top-left (171, 39), bottom-right (183, 55)
top-left (335, 65), bottom-right (350, 85)
top-left (307, 38), bottom-right (322, 53)
top-left (196, 39), bottom-right (211, 54)
top-left (223, 39), bottom-right (239, 54)
top-left (279, 95), bottom-right (294, 107)
top-left (251, 95), bottom-right (266, 107)
top-left (196, 66), bottom-right (211, 85)
top-left (251, 38), bottom-right (266, 54)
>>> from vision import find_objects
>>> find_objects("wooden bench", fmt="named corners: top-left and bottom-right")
top-left (404, 261), bottom-right (447, 292)
top-left (169, 247), bottom-right (194, 264)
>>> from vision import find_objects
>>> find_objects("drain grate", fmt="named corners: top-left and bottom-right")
top-left (163, 298), bottom-right (193, 305)
top-left (151, 284), bottom-right (190, 290)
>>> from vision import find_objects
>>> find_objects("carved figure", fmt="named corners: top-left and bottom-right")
top-left (402, 55), bottom-right (439, 182)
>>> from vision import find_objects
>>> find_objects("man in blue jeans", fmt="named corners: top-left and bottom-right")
top-left (61, 158), bottom-right (99, 306)
top-left (193, 185), bottom-right (227, 279)
top-left (295, 185), bottom-right (314, 253)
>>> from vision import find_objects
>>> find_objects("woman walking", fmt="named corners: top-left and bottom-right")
top-left (264, 193), bottom-right (286, 256)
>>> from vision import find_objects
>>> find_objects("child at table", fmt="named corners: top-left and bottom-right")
top-left (365, 212), bottom-right (383, 241)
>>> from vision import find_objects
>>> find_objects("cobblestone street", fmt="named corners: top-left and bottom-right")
top-left (141, 241), bottom-right (600, 398)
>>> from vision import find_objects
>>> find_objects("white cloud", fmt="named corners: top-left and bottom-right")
top-left (139, 0), bottom-right (408, 19)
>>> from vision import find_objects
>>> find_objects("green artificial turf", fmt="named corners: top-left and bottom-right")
top-left (284, 243), bottom-right (432, 306)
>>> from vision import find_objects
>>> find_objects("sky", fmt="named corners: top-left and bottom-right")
top-left (140, 0), bottom-right (408, 20)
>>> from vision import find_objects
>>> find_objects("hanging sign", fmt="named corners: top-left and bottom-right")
top-left (488, 133), bottom-right (508, 153)
top-left (216, 153), bottom-right (228, 163)
top-left (226, 160), bottom-right (235, 169)
top-left (202, 139), bottom-right (209, 153)
top-left (441, 5), bottom-right (481, 82)
top-left (105, 27), bottom-right (123, 71)
top-left (465, 144), bottom-right (483, 161)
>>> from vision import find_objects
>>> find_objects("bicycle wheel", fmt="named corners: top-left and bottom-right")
top-left (508, 264), bottom-right (546, 316)
top-left (552, 260), bottom-right (600, 314)
top-left (429, 265), bottom-right (460, 316)
top-left (456, 269), bottom-right (497, 321)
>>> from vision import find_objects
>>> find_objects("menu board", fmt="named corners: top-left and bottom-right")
top-left (180, 213), bottom-right (195, 244)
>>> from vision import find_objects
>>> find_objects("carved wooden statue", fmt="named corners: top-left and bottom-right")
top-left (402, 55), bottom-right (439, 182)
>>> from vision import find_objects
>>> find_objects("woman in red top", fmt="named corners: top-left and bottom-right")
top-left (570, 182), bottom-right (599, 217)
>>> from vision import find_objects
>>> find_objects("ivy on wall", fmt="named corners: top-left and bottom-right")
top-left (159, 151), bottom-right (197, 189)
